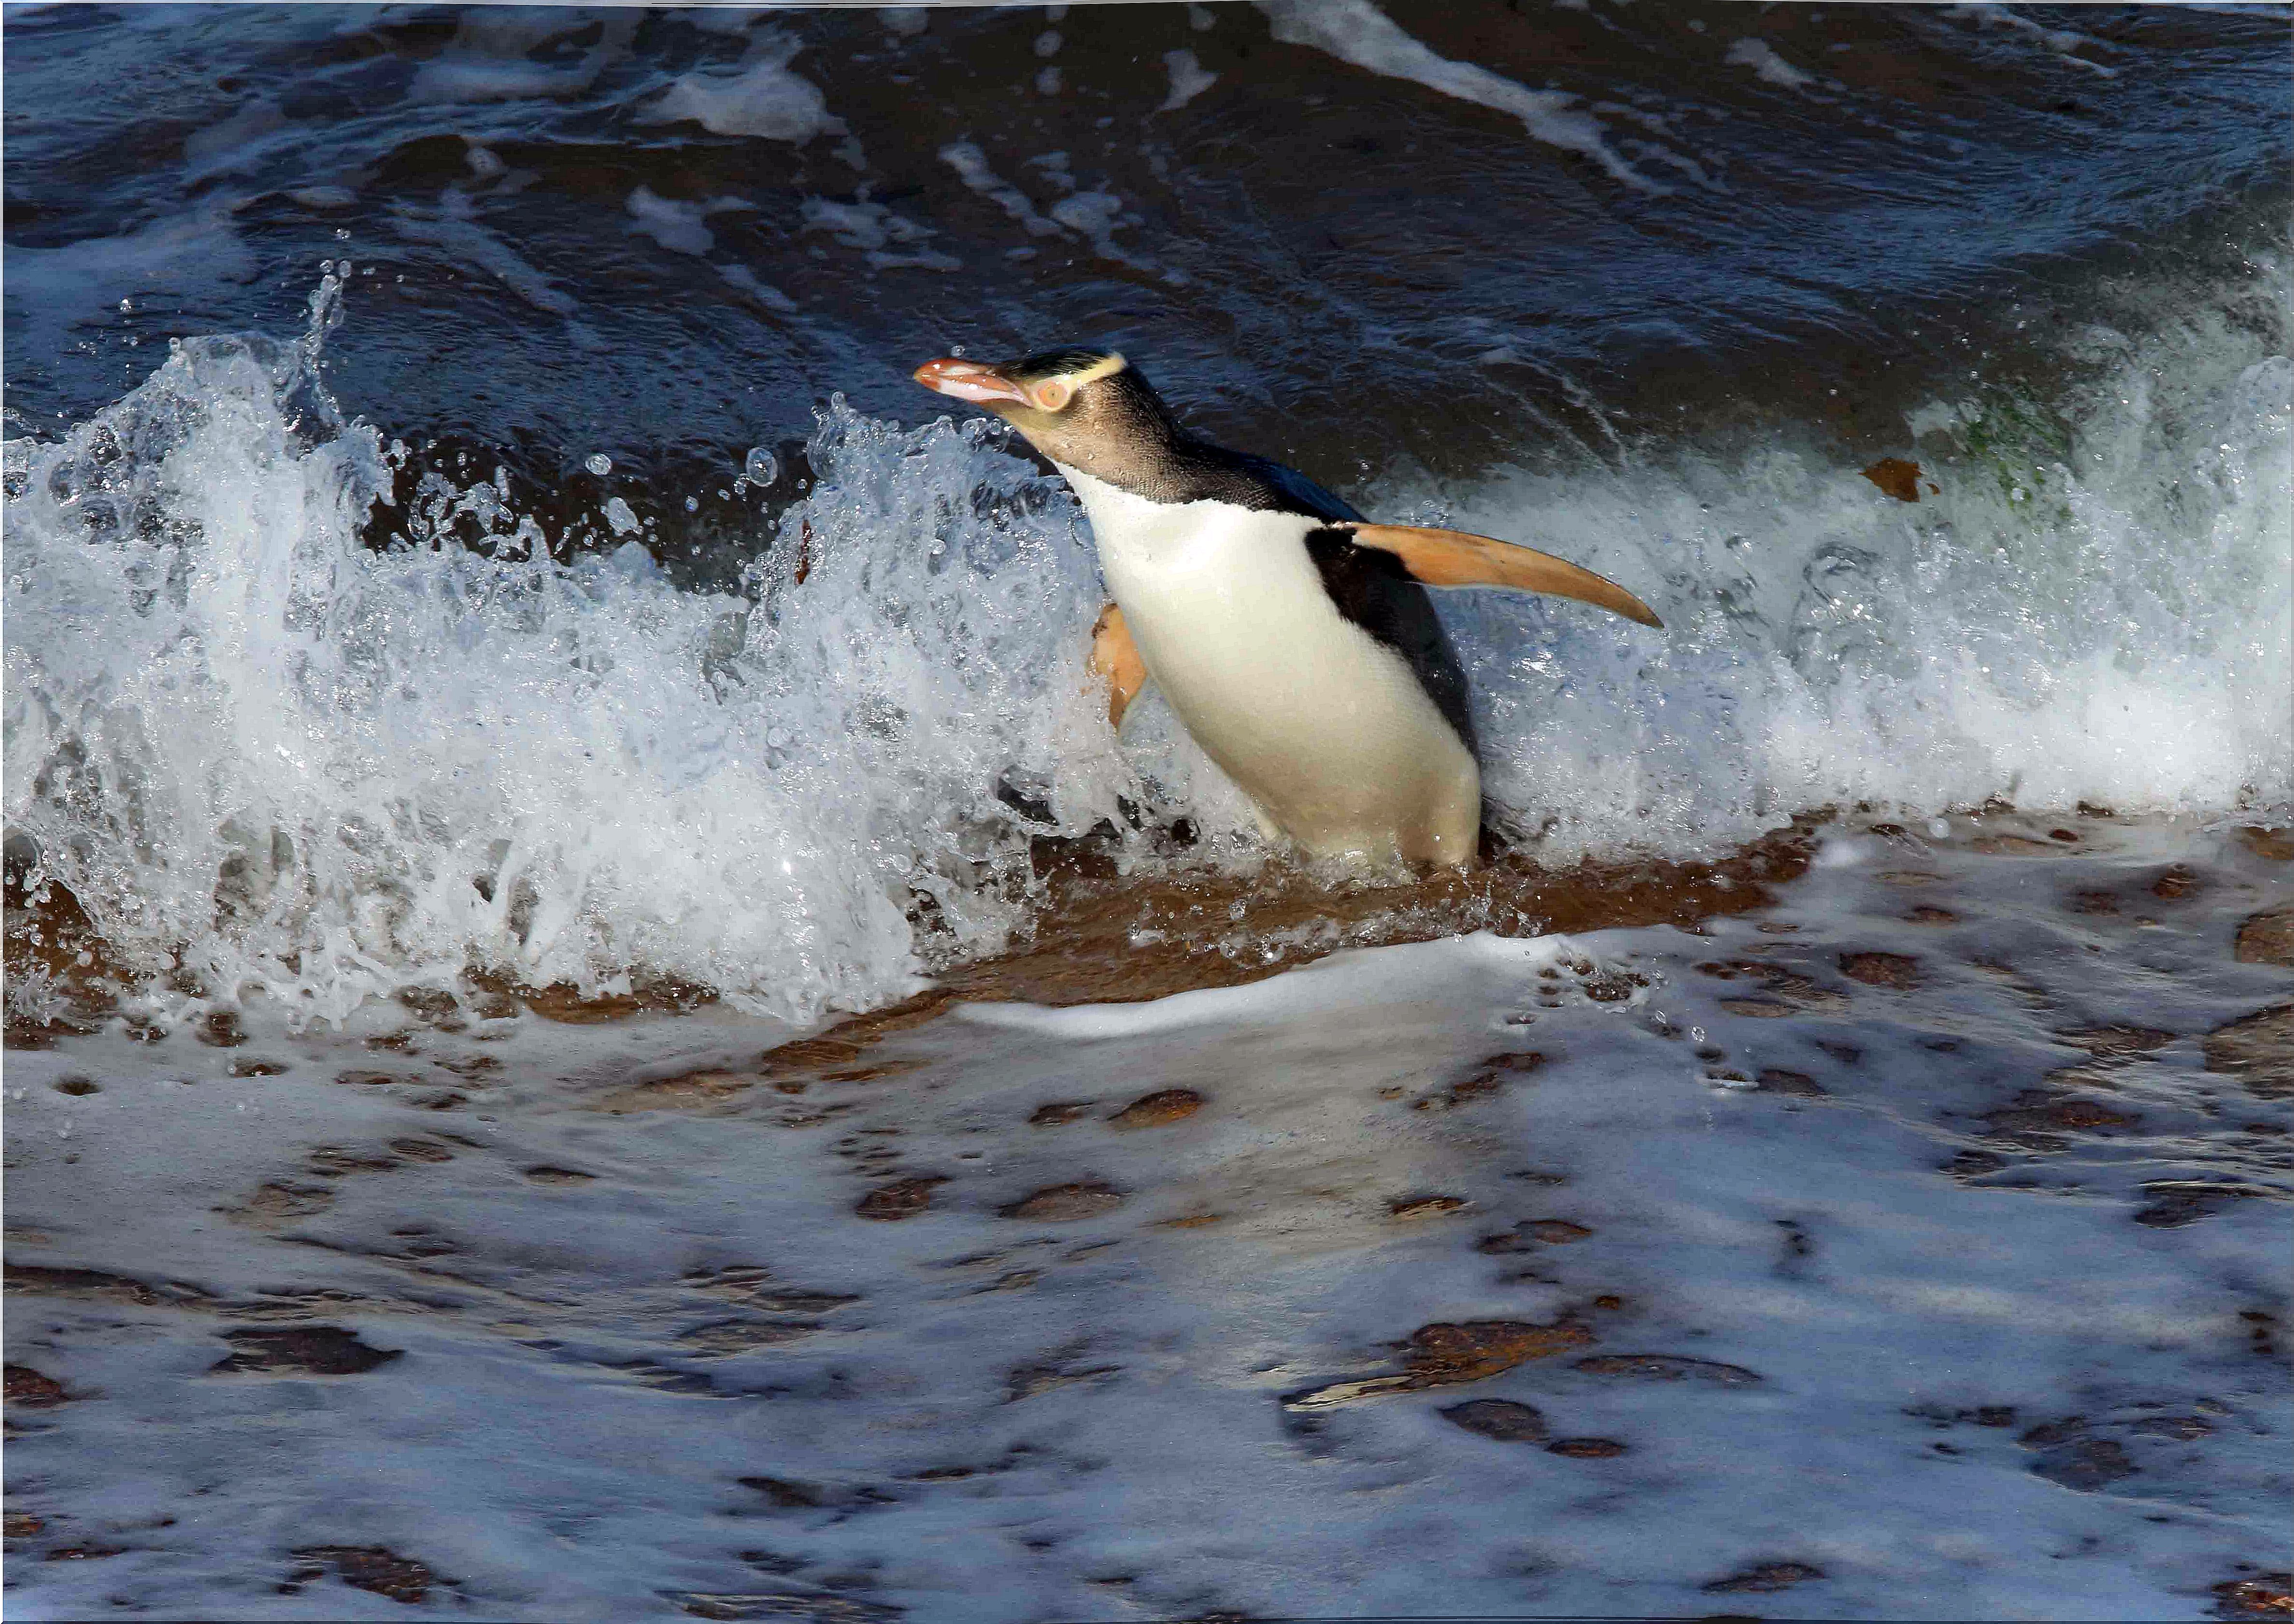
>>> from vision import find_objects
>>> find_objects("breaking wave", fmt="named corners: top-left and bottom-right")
top-left (4, 255), bottom-right (2287, 1026)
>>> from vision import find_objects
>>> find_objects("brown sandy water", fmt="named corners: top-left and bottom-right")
top-left (6, 813), bottom-right (1820, 1050)
top-left (5, 812), bottom-right (2291, 1619)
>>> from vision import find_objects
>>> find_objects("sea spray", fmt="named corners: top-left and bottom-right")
top-left (4, 261), bottom-right (2287, 1027)
top-left (1451, 257), bottom-right (2293, 859)
top-left (4, 280), bottom-right (1154, 1027)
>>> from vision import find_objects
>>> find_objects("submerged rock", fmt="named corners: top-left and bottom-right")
top-left (210, 1327), bottom-right (401, 1376)
top-left (1703, 1560), bottom-right (1826, 1593)
top-left (1573, 1353), bottom-right (1761, 1385)
top-left (1440, 1398), bottom-right (1549, 1443)
top-left (999, 1182), bottom-right (1124, 1221)
top-left (1106, 1088), bottom-right (1205, 1128)
top-left (1547, 1437), bottom-right (1627, 1458)
top-left (855, 1177), bottom-right (945, 1221)
top-left (2203, 1005), bottom-right (2294, 1099)
top-left (2235, 904), bottom-right (2294, 967)
top-left (286, 1546), bottom-right (442, 1606)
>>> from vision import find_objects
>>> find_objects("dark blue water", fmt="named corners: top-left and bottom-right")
top-left (7, 1), bottom-right (2287, 519)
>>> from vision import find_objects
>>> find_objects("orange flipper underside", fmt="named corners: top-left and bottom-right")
top-left (1344, 524), bottom-right (1663, 628)
top-left (1088, 602), bottom-right (1149, 729)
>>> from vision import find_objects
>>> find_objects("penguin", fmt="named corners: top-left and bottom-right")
top-left (913, 348), bottom-right (1661, 869)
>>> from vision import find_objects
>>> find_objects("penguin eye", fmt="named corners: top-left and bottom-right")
top-left (1031, 378), bottom-right (1074, 412)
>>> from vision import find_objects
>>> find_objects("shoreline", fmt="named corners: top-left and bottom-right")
top-left (10, 805), bottom-right (2285, 1054)
top-left (5, 812), bottom-right (2288, 1619)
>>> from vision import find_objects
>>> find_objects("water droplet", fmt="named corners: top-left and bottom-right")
top-left (585, 453), bottom-right (612, 477)
top-left (684, 496), bottom-right (698, 513)
top-left (950, 343), bottom-right (967, 357)
top-left (744, 447), bottom-right (778, 484)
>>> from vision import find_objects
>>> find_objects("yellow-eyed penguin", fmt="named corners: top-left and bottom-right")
top-left (914, 348), bottom-right (1662, 869)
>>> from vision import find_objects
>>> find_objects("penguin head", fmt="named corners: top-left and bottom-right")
top-left (914, 348), bottom-right (1175, 471)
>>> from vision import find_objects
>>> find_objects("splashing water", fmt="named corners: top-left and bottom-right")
top-left (3, 261), bottom-right (2287, 1028)
top-left (3, 275), bottom-right (1146, 1026)
top-left (1446, 267), bottom-right (2293, 858)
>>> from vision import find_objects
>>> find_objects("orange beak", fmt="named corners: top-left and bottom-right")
top-left (913, 356), bottom-right (1032, 407)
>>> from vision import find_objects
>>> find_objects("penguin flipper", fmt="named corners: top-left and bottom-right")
top-left (1342, 524), bottom-right (1663, 629)
top-left (1088, 602), bottom-right (1151, 730)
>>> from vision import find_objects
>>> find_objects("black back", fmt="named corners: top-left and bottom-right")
top-left (1152, 438), bottom-right (1480, 760)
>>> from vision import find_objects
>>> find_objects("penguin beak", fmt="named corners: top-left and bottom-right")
top-left (913, 357), bottom-right (1032, 407)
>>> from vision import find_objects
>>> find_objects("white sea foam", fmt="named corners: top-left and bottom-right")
top-left (715, 261), bottom-right (800, 314)
top-left (1158, 47), bottom-right (1220, 113)
top-left (1254, 0), bottom-right (1657, 193)
top-left (645, 30), bottom-right (843, 143)
top-left (2, 207), bottom-right (255, 372)
top-left (409, 11), bottom-right (637, 104)
top-left (939, 142), bottom-right (1066, 238)
top-left (1045, 189), bottom-right (1176, 282)
top-left (798, 196), bottom-right (963, 272)
top-left (6, 823), bottom-right (2286, 1621)
top-left (940, 145), bottom-right (1176, 280)
top-left (1943, 3), bottom-right (2121, 78)
top-left (3, 278), bottom-right (1127, 1026)
top-left (624, 185), bottom-right (753, 258)
top-left (181, 99), bottom-right (291, 180)
top-left (390, 189), bottom-right (578, 317)
top-left (3, 261), bottom-right (2286, 1026)
top-left (1724, 38), bottom-right (1817, 91)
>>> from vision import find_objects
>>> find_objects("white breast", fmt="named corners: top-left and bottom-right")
top-left (1059, 466), bottom-right (1480, 867)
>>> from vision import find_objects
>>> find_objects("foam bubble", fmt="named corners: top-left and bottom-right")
top-left (645, 31), bottom-right (842, 144)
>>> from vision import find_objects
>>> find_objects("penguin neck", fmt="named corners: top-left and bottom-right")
top-left (1025, 420), bottom-right (1192, 501)
top-left (1053, 462), bottom-right (1165, 555)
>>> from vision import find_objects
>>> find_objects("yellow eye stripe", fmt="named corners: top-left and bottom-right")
top-left (1061, 353), bottom-right (1127, 389)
